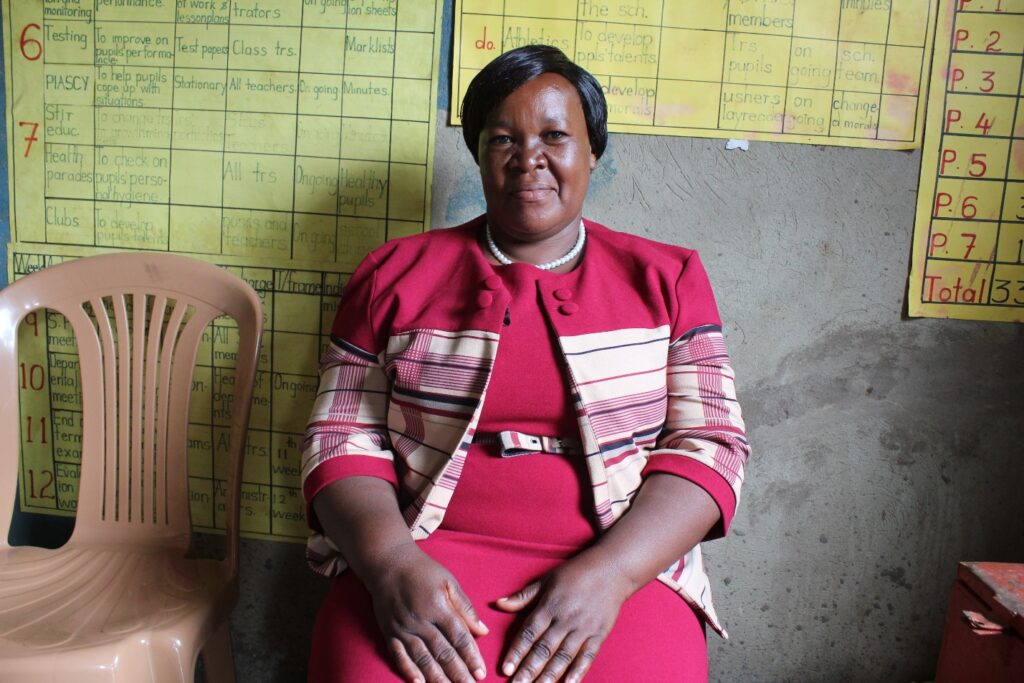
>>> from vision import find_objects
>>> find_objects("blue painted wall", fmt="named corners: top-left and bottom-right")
top-left (1, 10), bottom-right (10, 288)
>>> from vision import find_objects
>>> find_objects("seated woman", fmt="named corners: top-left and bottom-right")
top-left (302, 45), bottom-right (750, 683)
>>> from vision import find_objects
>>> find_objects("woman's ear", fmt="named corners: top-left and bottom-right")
top-left (589, 152), bottom-right (597, 171)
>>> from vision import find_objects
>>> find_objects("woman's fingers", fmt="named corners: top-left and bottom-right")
top-left (504, 627), bottom-right (601, 683)
top-left (447, 582), bottom-right (490, 638)
top-left (500, 562), bottom-right (624, 682)
top-left (389, 636), bottom-right (430, 683)
top-left (510, 628), bottom-right (574, 683)
top-left (369, 550), bottom-right (487, 682)
top-left (495, 580), bottom-right (542, 612)
top-left (501, 611), bottom-right (553, 678)
top-left (419, 624), bottom-right (477, 683)
top-left (390, 602), bottom-right (484, 683)
top-left (391, 634), bottom-right (454, 683)
top-left (563, 637), bottom-right (602, 683)
top-left (392, 627), bottom-right (477, 683)
top-left (533, 631), bottom-right (586, 683)
top-left (435, 598), bottom-right (487, 681)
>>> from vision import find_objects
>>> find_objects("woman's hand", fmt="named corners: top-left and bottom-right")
top-left (313, 478), bottom-right (489, 682)
top-left (496, 558), bottom-right (632, 683)
top-left (364, 542), bottom-right (490, 683)
top-left (496, 475), bottom-right (722, 682)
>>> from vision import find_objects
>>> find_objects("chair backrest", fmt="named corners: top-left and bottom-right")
top-left (0, 253), bottom-right (262, 571)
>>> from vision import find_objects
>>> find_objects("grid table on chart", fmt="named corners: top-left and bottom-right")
top-left (12, 253), bottom-right (84, 516)
top-left (11, 0), bottom-right (436, 261)
top-left (454, 0), bottom-right (934, 146)
top-left (186, 265), bottom-right (346, 540)
top-left (12, 249), bottom-right (351, 542)
top-left (5, 0), bottom-right (442, 540)
top-left (917, 1), bottom-right (1024, 316)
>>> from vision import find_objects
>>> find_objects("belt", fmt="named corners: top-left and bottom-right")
top-left (474, 430), bottom-right (582, 457)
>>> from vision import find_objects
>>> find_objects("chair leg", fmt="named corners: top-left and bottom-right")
top-left (200, 621), bottom-right (236, 683)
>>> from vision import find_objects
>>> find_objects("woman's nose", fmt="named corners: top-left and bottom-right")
top-left (512, 138), bottom-right (546, 171)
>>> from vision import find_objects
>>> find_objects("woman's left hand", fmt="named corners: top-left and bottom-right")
top-left (496, 556), bottom-right (632, 683)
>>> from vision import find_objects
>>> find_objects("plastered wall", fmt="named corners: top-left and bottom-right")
top-left (229, 124), bottom-right (1023, 682)
top-left (1, 10), bottom-right (1020, 682)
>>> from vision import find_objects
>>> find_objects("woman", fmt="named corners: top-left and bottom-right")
top-left (302, 45), bottom-right (750, 682)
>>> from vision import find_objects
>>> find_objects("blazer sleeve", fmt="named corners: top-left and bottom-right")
top-left (301, 250), bottom-right (399, 532)
top-left (642, 251), bottom-right (751, 539)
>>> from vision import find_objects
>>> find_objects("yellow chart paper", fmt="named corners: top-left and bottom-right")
top-left (3, 0), bottom-right (444, 541)
top-left (8, 244), bottom-right (356, 539)
top-left (907, 0), bottom-right (1024, 323)
top-left (451, 0), bottom-right (937, 148)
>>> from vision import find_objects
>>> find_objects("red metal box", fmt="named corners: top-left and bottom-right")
top-left (935, 562), bottom-right (1024, 682)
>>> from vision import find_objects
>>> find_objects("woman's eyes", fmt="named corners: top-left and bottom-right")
top-left (487, 131), bottom-right (568, 145)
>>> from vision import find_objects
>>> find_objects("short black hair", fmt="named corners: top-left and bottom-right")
top-left (460, 45), bottom-right (608, 163)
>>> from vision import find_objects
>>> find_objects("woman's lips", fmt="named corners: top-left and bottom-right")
top-left (510, 186), bottom-right (554, 202)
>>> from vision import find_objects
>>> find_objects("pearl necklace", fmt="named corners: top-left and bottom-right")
top-left (485, 221), bottom-right (586, 271)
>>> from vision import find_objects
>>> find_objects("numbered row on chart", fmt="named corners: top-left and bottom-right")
top-left (31, 69), bottom-right (430, 118)
top-left (32, 108), bottom-right (429, 157)
top-left (460, 1), bottom-right (932, 46)
top-left (919, 261), bottom-right (1024, 307)
top-left (189, 476), bottom-right (307, 539)
top-left (936, 138), bottom-right (1024, 181)
top-left (31, 151), bottom-right (425, 219)
top-left (460, 20), bottom-right (929, 93)
top-left (28, 0), bottom-right (433, 36)
top-left (17, 457), bottom-right (78, 512)
top-left (189, 429), bottom-right (312, 522)
top-left (583, 81), bottom-right (917, 140)
top-left (925, 220), bottom-right (1024, 266)
top-left (930, 179), bottom-right (1024, 223)
top-left (18, 354), bottom-right (328, 438)
top-left (939, 92), bottom-right (1024, 137)
top-left (25, 198), bottom-right (404, 260)
top-left (953, 0), bottom-right (1024, 13)
top-left (32, 0), bottom-right (421, 27)
top-left (28, 22), bottom-right (434, 77)
top-left (17, 448), bottom-right (310, 539)
top-left (187, 428), bottom-right (305, 488)
top-left (948, 11), bottom-right (1024, 56)
top-left (945, 53), bottom-right (1024, 95)
top-left (946, 10), bottom-right (1024, 54)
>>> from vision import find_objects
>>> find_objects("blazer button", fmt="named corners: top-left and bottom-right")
top-left (559, 303), bottom-right (579, 315)
top-left (483, 275), bottom-right (502, 290)
top-left (553, 288), bottom-right (573, 301)
top-left (477, 291), bottom-right (494, 307)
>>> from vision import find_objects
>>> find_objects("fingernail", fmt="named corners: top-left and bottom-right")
top-left (503, 662), bottom-right (515, 676)
top-left (474, 667), bottom-right (486, 680)
top-left (478, 620), bottom-right (490, 634)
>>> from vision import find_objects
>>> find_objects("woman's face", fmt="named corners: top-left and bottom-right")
top-left (478, 73), bottom-right (597, 244)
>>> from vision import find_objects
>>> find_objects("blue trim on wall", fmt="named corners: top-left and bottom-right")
top-left (1, 4), bottom-right (10, 289)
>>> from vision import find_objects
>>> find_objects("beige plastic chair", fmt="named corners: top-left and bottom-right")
top-left (0, 252), bottom-right (263, 682)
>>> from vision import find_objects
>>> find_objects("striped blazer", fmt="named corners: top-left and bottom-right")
top-left (302, 217), bottom-right (750, 637)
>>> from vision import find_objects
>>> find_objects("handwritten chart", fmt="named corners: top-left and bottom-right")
top-left (451, 0), bottom-right (937, 148)
top-left (3, 0), bottom-right (444, 540)
top-left (9, 245), bottom-right (355, 539)
top-left (907, 0), bottom-right (1024, 323)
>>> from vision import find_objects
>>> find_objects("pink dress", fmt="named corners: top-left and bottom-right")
top-left (308, 263), bottom-right (707, 682)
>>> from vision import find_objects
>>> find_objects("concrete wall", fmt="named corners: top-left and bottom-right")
top-left (230, 122), bottom-right (1024, 682)
top-left (1, 7), bottom-right (1020, 681)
